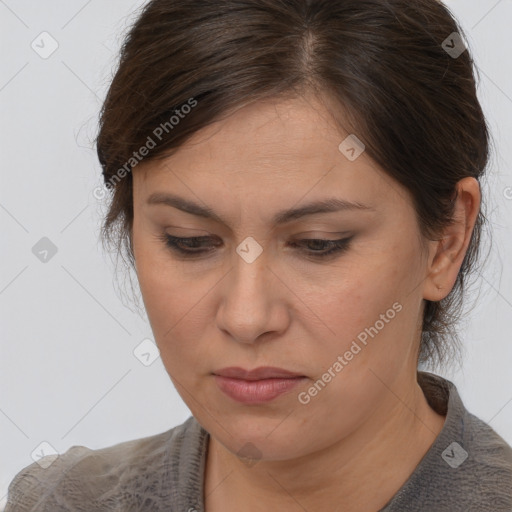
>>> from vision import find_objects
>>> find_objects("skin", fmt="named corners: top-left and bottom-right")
top-left (131, 92), bottom-right (481, 511)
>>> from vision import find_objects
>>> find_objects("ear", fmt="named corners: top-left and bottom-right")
top-left (423, 177), bottom-right (481, 302)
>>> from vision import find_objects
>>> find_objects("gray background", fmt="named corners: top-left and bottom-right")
top-left (1, 0), bottom-right (511, 507)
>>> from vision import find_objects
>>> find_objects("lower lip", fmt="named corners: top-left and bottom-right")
top-left (214, 375), bottom-right (307, 404)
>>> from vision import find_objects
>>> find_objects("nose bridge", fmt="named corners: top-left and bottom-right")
top-left (218, 239), bottom-right (277, 342)
top-left (231, 238), bottom-right (269, 309)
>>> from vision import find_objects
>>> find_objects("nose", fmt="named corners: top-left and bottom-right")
top-left (215, 244), bottom-right (289, 344)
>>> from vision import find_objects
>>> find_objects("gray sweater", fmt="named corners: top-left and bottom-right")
top-left (5, 372), bottom-right (512, 511)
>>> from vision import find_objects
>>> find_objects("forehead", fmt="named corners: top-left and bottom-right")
top-left (132, 95), bottom-right (412, 224)
top-left (165, 94), bottom-right (350, 166)
top-left (137, 95), bottom-right (362, 181)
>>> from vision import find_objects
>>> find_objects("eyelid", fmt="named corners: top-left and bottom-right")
top-left (286, 230), bottom-right (352, 238)
top-left (161, 231), bottom-right (353, 243)
top-left (162, 225), bottom-right (213, 235)
top-left (158, 232), bottom-right (354, 261)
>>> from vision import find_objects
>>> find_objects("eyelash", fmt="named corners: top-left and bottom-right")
top-left (158, 234), bottom-right (353, 260)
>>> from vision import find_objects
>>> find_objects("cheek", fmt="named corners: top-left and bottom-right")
top-left (304, 256), bottom-right (412, 369)
top-left (296, 272), bottom-right (411, 424)
top-left (301, 266), bottom-right (389, 334)
top-left (138, 261), bottom-right (194, 341)
top-left (133, 228), bottom-right (184, 339)
top-left (134, 238), bottom-right (215, 374)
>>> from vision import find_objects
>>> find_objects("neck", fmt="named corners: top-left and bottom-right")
top-left (204, 374), bottom-right (446, 512)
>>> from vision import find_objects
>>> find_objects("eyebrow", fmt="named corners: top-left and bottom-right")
top-left (147, 192), bottom-right (376, 226)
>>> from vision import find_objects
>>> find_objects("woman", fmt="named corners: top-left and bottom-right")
top-left (6, 0), bottom-right (512, 510)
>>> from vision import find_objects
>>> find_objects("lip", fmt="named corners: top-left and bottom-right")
top-left (213, 366), bottom-right (307, 404)
top-left (213, 366), bottom-right (305, 380)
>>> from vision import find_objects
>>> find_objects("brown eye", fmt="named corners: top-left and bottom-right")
top-left (288, 237), bottom-right (353, 258)
top-left (158, 234), bottom-right (221, 256)
top-left (159, 234), bottom-right (353, 260)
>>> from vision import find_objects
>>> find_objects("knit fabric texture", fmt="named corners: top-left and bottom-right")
top-left (5, 371), bottom-right (512, 511)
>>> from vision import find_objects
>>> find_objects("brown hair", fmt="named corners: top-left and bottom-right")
top-left (96, 0), bottom-right (493, 369)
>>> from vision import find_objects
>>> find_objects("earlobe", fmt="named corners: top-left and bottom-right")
top-left (423, 177), bottom-right (481, 302)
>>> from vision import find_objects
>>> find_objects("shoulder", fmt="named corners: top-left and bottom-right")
top-left (398, 372), bottom-right (512, 511)
top-left (5, 416), bottom-right (201, 512)
top-left (457, 409), bottom-right (512, 509)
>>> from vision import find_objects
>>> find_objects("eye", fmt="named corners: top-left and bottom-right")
top-left (158, 234), bottom-right (353, 259)
top-left (288, 237), bottom-right (353, 258)
top-left (160, 234), bottom-right (221, 255)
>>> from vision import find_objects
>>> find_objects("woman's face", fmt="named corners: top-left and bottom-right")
top-left (131, 94), bottom-right (434, 461)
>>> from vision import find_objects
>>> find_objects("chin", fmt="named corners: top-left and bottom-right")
top-left (203, 411), bottom-right (310, 460)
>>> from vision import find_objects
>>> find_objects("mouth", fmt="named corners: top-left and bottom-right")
top-left (213, 366), bottom-right (306, 380)
top-left (212, 366), bottom-right (307, 404)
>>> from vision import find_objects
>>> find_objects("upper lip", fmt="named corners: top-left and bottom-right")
top-left (214, 366), bottom-right (305, 380)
